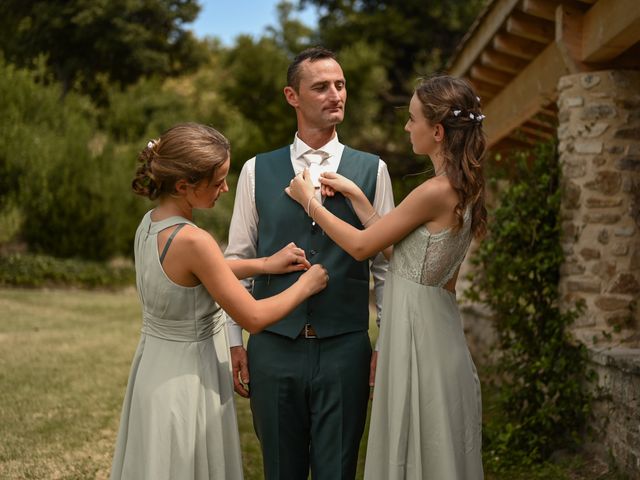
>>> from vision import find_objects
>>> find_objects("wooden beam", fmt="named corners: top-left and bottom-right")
top-left (468, 78), bottom-right (502, 97)
top-left (480, 49), bottom-right (528, 74)
top-left (517, 124), bottom-right (556, 140)
top-left (493, 32), bottom-right (545, 60)
top-left (506, 11), bottom-right (555, 43)
top-left (610, 41), bottom-right (640, 68)
top-left (488, 137), bottom-right (538, 158)
top-left (470, 65), bottom-right (514, 86)
top-left (525, 115), bottom-right (557, 133)
top-left (581, 0), bottom-right (640, 62)
top-left (467, 78), bottom-right (500, 101)
top-left (448, 0), bottom-right (521, 76)
top-left (483, 42), bottom-right (570, 148)
top-left (520, 0), bottom-right (558, 21)
top-left (538, 107), bottom-right (559, 121)
top-left (555, 3), bottom-right (590, 73)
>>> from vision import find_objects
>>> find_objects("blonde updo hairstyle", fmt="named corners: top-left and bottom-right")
top-left (415, 75), bottom-right (487, 238)
top-left (132, 123), bottom-right (230, 200)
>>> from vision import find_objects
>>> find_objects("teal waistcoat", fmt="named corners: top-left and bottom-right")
top-left (254, 145), bottom-right (379, 339)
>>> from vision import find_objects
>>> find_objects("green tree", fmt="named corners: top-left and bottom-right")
top-left (0, 0), bottom-right (207, 101)
top-left (0, 58), bottom-right (143, 259)
top-left (300, 0), bottom-right (484, 94)
top-left (267, 1), bottom-right (317, 56)
top-left (220, 36), bottom-right (295, 153)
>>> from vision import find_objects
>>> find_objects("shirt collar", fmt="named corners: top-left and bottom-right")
top-left (293, 132), bottom-right (341, 160)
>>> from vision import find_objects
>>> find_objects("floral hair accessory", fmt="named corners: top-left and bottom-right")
top-left (477, 114), bottom-right (486, 121)
top-left (147, 140), bottom-right (156, 149)
top-left (476, 96), bottom-right (481, 102)
top-left (453, 109), bottom-right (461, 116)
top-left (469, 112), bottom-right (475, 120)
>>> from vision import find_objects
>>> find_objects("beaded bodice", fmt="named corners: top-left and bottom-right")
top-left (389, 208), bottom-right (472, 287)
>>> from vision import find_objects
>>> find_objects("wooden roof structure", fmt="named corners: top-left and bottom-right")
top-left (447, 0), bottom-right (640, 151)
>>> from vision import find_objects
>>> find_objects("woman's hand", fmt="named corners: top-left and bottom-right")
top-left (319, 172), bottom-right (360, 199)
top-left (298, 264), bottom-right (329, 296)
top-left (285, 168), bottom-right (316, 211)
top-left (263, 242), bottom-right (311, 274)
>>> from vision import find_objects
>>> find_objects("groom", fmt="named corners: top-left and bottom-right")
top-left (225, 46), bottom-right (394, 479)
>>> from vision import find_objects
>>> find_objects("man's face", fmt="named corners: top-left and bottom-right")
top-left (285, 58), bottom-right (347, 130)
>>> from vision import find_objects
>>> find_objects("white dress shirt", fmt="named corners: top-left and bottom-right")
top-left (224, 133), bottom-right (395, 348)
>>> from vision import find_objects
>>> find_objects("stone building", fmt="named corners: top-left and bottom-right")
top-left (446, 0), bottom-right (640, 475)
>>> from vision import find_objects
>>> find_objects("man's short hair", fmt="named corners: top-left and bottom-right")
top-left (287, 46), bottom-right (337, 92)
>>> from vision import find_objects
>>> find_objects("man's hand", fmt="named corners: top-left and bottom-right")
top-left (369, 350), bottom-right (378, 399)
top-left (230, 346), bottom-right (250, 397)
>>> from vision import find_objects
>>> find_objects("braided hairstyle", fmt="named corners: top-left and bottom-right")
top-left (415, 75), bottom-right (487, 238)
top-left (132, 123), bottom-right (230, 200)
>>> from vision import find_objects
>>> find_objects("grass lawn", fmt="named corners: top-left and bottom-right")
top-left (0, 288), bottom-right (622, 479)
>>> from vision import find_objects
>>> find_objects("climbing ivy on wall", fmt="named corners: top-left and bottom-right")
top-left (467, 142), bottom-right (593, 465)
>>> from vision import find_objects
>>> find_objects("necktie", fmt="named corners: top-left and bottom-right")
top-left (304, 150), bottom-right (328, 188)
top-left (303, 150), bottom-right (329, 202)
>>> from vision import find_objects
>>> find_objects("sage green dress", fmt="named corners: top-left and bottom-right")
top-left (364, 208), bottom-right (483, 480)
top-left (110, 211), bottom-right (244, 480)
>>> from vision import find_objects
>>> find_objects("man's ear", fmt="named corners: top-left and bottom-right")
top-left (284, 86), bottom-right (299, 108)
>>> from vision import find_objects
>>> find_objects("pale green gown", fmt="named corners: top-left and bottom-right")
top-left (365, 208), bottom-right (483, 480)
top-left (110, 211), bottom-right (244, 480)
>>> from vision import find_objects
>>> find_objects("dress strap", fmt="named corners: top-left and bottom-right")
top-left (159, 223), bottom-right (186, 264)
top-left (146, 212), bottom-right (196, 235)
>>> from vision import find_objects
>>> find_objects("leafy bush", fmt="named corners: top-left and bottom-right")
top-left (0, 253), bottom-right (134, 289)
top-left (0, 58), bottom-right (146, 260)
top-left (467, 142), bottom-right (592, 467)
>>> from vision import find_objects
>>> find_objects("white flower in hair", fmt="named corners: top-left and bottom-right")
top-left (453, 110), bottom-right (461, 116)
top-left (469, 113), bottom-right (475, 120)
top-left (478, 114), bottom-right (486, 121)
top-left (476, 96), bottom-right (481, 102)
top-left (147, 140), bottom-right (155, 149)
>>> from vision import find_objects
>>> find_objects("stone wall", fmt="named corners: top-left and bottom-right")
top-left (589, 348), bottom-right (640, 477)
top-left (558, 69), bottom-right (640, 478)
top-left (557, 70), bottom-right (640, 342)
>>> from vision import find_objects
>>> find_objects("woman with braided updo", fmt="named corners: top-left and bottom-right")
top-left (287, 76), bottom-right (486, 479)
top-left (111, 123), bottom-right (328, 479)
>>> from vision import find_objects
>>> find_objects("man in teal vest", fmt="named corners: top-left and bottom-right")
top-left (225, 47), bottom-right (395, 479)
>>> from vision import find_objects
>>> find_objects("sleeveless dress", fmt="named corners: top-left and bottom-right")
top-left (110, 211), bottom-right (244, 480)
top-left (364, 208), bottom-right (483, 480)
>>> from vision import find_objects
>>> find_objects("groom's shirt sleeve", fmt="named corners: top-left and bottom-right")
top-left (224, 157), bottom-right (258, 348)
top-left (371, 159), bottom-right (395, 350)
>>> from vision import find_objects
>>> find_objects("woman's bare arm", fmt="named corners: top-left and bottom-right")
top-left (287, 169), bottom-right (454, 261)
top-left (176, 227), bottom-right (327, 333)
top-left (226, 242), bottom-right (311, 279)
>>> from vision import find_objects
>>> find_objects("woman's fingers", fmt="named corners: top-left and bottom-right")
top-left (320, 184), bottom-right (335, 197)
